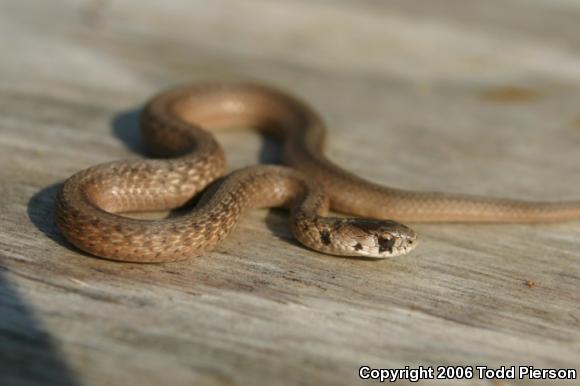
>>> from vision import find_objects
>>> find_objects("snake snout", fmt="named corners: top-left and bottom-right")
top-left (400, 226), bottom-right (418, 254)
top-left (375, 220), bottom-right (418, 257)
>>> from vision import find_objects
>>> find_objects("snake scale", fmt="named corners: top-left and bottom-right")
top-left (55, 82), bottom-right (580, 262)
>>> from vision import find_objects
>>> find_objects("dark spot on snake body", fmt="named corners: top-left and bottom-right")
top-left (378, 237), bottom-right (395, 253)
top-left (354, 243), bottom-right (363, 251)
top-left (320, 230), bottom-right (331, 246)
top-left (480, 86), bottom-right (538, 103)
top-left (573, 116), bottom-right (580, 130)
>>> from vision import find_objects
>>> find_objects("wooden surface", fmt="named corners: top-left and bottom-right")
top-left (1, 1), bottom-right (580, 385)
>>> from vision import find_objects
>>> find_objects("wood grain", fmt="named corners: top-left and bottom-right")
top-left (1, 1), bottom-right (579, 385)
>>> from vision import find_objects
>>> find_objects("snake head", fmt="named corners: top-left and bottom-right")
top-left (325, 218), bottom-right (418, 258)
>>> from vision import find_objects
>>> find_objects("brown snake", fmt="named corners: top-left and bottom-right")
top-left (55, 82), bottom-right (580, 263)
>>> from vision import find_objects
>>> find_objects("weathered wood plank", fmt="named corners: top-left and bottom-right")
top-left (1, 1), bottom-right (579, 385)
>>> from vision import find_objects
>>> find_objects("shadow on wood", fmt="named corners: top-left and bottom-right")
top-left (0, 271), bottom-right (81, 386)
top-left (111, 108), bottom-right (146, 155)
top-left (27, 183), bottom-right (71, 251)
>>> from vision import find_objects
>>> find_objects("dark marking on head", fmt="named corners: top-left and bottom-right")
top-left (353, 219), bottom-right (403, 235)
top-left (320, 230), bottom-right (331, 246)
top-left (354, 243), bottom-right (363, 251)
top-left (378, 237), bottom-right (396, 253)
top-left (353, 220), bottom-right (383, 233)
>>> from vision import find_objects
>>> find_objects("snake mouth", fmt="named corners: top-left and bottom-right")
top-left (389, 238), bottom-right (418, 257)
top-left (345, 231), bottom-right (418, 258)
top-left (375, 233), bottom-right (418, 257)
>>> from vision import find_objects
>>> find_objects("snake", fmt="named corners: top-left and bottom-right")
top-left (54, 82), bottom-right (580, 263)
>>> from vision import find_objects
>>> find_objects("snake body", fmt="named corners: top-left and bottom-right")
top-left (55, 83), bottom-right (580, 262)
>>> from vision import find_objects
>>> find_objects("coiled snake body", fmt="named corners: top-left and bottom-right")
top-left (55, 83), bottom-right (580, 262)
